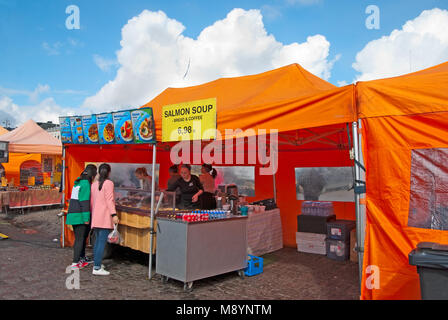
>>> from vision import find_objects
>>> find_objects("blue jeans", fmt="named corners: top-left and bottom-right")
top-left (93, 228), bottom-right (110, 269)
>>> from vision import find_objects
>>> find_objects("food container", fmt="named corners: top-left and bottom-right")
top-left (223, 204), bottom-right (231, 211)
top-left (259, 206), bottom-right (266, 212)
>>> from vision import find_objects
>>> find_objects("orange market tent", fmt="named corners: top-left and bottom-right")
top-left (64, 64), bottom-right (358, 249)
top-left (357, 61), bottom-right (448, 300)
top-left (0, 126), bottom-right (8, 135)
top-left (0, 120), bottom-right (62, 183)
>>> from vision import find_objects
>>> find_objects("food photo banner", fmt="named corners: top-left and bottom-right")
top-left (59, 107), bottom-right (156, 145)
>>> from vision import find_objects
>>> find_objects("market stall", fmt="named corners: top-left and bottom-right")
top-left (0, 120), bottom-right (63, 213)
top-left (61, 63), bottom-right (358, 287)
top-left (357, 61), bottom-right (448, 300)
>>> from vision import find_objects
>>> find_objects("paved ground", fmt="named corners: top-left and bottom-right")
top-left (0, 208), bottom-right (360, 300)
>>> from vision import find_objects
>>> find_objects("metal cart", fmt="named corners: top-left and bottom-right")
top-left (156, 215), bottom-right (248, 291)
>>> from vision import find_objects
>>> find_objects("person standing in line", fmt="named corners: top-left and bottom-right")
top-left (199, 164), bottom-right (217, 209)
top-left (90, 163), bottom-right (119, 276)
top-left (66, 164), bottom-right (97, 270)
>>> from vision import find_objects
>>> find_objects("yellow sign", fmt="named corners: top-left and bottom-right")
top-left (44, 175), bottom-right (51, 186)
top-left (53, 172), bottom-right (62, 183)
top-left (162, 98), bottom-right (217, 142)
top-left (28, 176), bottom-right (35, 186)
top-left (1, 177), bottom-right (7, 187)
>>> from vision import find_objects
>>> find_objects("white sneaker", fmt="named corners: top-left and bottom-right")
top-left (92, 267), bottom-right (110, 276)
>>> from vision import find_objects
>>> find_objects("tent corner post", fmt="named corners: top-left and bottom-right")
top-left (352, 121), bottom-right (364, 291)
top-left (148, 143), bottom-right (157, 280)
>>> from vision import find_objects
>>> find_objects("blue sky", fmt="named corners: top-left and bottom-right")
top-left (0, 0), bottom-right (447, 125)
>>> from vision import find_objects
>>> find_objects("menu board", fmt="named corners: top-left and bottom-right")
top-left (97, 113), bottom-right (115, 144)
top-left (112, 111), bottom-right (134, 144)
top-left (82, 115), bottom-right (99, 144)
top-left (59, 117), bottom-right (73, 144)
top-left (131, 108), bottom-right (155, 144)
top-left (70, 116), bottom-right (84, 144)
top-left (60, 107), bottom-right (156, 145)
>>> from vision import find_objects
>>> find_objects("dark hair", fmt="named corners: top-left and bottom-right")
top-left (78, 164), bottom-right (97, 184)
top-left (135, 167), bottom-right (148, 176)
top-left (180, 164), bottom-right (191, 172)
top-left (169, 165), bottom-right (178, 174)
top-left (202, 164), bottom-right (217, 179)
top-left (98, 163), bottom-right (111, 191)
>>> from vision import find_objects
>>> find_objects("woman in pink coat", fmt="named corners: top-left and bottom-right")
top-left (90, 163), bottom-right (119, 276)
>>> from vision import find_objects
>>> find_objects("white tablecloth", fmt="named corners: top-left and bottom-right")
top-left (247, 208), bottom-right (283, 256)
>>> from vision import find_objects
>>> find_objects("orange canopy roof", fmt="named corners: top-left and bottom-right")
top-left (0, 120), bottom-right (62, 155)
top-left (141, 63), bottom-right (356, 141)
top-left (357, 61), bottom-right (448, 118)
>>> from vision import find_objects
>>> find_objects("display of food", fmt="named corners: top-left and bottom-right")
top-left (70, 116), bottom-right (84, 144)
top-left (131, 108), bottom-right (156, 143)
top-left (82, 115), bottom-right (99, 144)
top-left (113, 111), bottom-right (134, 144)
top-left (114, 188), bottom-right (176, 216)
top-left (97, 113), bottom-right (115, 144)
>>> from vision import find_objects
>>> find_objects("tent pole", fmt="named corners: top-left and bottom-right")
top-left (352, 121), bottom-right (364, 289)
top-left (61, 146), bottom-right (66, 248)
top-left (148, 143), bottom-right (157, 280)
top-left (272, 149), bottom-right (277, 203)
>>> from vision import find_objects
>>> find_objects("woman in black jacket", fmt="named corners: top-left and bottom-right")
top-left (167, 164), bottom-right (203, 209)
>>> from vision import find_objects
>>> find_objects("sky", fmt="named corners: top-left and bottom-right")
top-left (0, 0), bottom-right (448, 126)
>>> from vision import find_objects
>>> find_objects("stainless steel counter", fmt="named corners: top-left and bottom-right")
top-left (156, 215), bottom-right (248, 291)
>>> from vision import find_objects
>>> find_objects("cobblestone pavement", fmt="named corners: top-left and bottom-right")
top-left (0, 209), bottom-right (360, 300)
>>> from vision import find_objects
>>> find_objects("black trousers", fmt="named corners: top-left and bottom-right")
top-left (72, 224), bottom-right (90, 263)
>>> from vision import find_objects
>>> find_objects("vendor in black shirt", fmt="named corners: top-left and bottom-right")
top-left (167, 164), bottom-right (203, 210)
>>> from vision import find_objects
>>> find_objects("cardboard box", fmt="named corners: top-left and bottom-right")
top-left (297, 214), bottom-right (336, 234)
top-left (350, 228), bottom-right (358, 262)
top-left (296, 232), bottom-right (327, 255)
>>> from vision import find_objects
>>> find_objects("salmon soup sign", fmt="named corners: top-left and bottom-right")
top-left (161, 98), bottom-right (217, 142)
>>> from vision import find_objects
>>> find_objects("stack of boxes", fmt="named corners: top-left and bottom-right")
top-left (296, 202), bottom-right (336, 255)
top-left (326, 220), bottom-right (356, 261)
top-left (296, 201), bottom-right (357, 262)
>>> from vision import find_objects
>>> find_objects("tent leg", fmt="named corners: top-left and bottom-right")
top-left (352, 121), bottom-right (365, 290)
top-left (149, 144), bottom-right (157, 280)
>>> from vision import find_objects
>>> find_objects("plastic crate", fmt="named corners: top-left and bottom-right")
top-left (326, 220), bottom-right (356, 241)
top-left (244, 254), bottom-right (264, 276)
top-left (326, 238), bottom-right (350, 261)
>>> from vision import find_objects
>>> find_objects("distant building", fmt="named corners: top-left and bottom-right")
top-left (36, 121), bottom-right (61, 140)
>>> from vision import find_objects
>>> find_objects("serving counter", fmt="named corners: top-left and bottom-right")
top-left (156, 215), bottom-right (248, 291)
top-left (0, 189), bottom-right (62, 212)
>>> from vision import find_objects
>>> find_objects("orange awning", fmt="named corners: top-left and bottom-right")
top-left (141, 63), bottom-right (356, 141)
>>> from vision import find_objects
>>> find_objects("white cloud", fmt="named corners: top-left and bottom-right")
top-left (42, 42), bottom-right (63, 55)
top-left (353, 8), bottom-right (448, 81)
top-left (337, 80), bottom-right (348, 87)
top-left (260, 5), bottom-right (282, 21)
top-left (0, 83), bottom-right (50, 103)
top-left (93, 54), bottom-right (119, 72)
top-left (0, 95), bottom-right (78, 126)
top-left (82, 8), bottom-right (338, 112)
